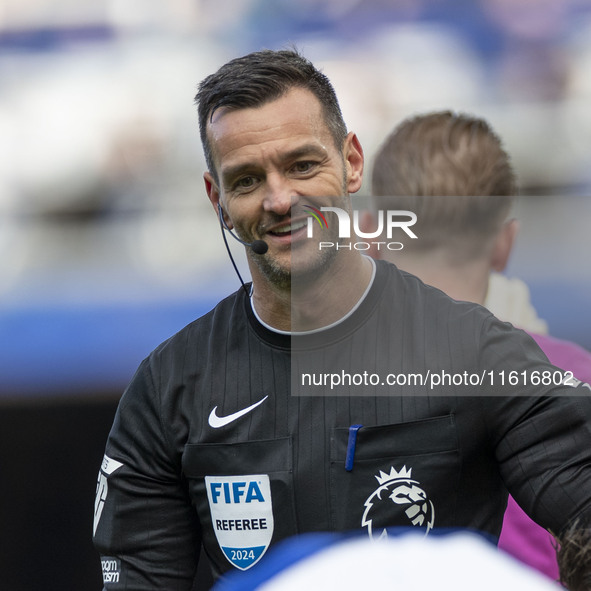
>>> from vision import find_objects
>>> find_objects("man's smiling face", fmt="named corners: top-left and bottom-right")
top-left (204, 86), bottom-right (363, 289)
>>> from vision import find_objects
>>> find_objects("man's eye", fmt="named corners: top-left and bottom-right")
top-left (235, 176), bottom-right (257, 189)
top-left (292, 161), bottom-right (315, 174)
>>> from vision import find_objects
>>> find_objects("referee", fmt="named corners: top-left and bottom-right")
top-left (93, 49), bottom-right (591, 589)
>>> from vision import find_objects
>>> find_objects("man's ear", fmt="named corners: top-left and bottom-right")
top-left (359, 210), bottom-right (382, 260)
top-left (204, 172), bottom-right (231, 227)
top-left (491, 218), bottom-right (519, 272)
top-left (343, 132), bottom-right (364, 194)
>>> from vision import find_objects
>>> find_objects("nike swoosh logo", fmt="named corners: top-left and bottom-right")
top-left (208, 395), bottom-right (269, 428)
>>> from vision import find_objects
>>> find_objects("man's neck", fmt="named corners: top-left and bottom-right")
top-left (386, 254), bottom-right (489, 306)
top-left (251, 253), bottom-right (374, 332)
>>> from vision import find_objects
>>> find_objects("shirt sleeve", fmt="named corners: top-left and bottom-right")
top-left (92, 358), bottom-right (201, 590)
top-left (479, 316), bottom-right (591, 536)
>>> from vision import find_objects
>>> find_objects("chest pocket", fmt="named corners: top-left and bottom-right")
top-left (329, 415), bottom-right (460, 537)
top-left (182, 437), bottom-right (297, 575)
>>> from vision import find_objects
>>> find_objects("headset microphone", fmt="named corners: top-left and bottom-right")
top-left (217, 205), bottom-right (268, 254)
top-left (248, 240), bottom-right (268, 255)
top-left (217, 204), bottom-right (268, 296)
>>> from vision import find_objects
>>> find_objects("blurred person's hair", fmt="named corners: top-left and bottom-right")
top-left (556, 522), bottom-right (591, 591)
top-left (195, 49), bottom-right (348, 182)
top-left (370, 111), bottom-right (517, 262)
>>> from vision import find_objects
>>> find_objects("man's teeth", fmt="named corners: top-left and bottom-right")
top-left (273, 220), bottom-right (307, 234)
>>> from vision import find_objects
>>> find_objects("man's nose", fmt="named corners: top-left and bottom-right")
top-left (262, 175), bottom-right (298, 215)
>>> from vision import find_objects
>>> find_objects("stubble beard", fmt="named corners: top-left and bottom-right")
top-left (253, 240), bottom-right (339, 292)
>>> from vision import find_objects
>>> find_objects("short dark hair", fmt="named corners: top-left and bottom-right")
top-left (371, 111), bottom-right (517, 259)
top-left (195, 49), bottom-right (348, 181)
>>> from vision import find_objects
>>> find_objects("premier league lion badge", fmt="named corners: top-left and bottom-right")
top-left (362, 465), bottom-right (435, 538)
